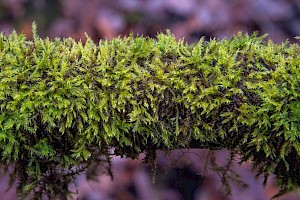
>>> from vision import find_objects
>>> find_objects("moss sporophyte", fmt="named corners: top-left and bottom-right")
top-left (0, 24), bottom-right (300, 199)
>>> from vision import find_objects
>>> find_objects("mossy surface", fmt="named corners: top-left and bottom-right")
top-left (0, 24), bottom-right (300, 198)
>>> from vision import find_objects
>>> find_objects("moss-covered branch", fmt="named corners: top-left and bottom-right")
top-left (0, 25), bottom-right (300, 198)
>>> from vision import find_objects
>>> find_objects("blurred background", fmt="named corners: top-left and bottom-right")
top-left (1, 0), bottom-right (300, 200)
top-left (0, 0), bottom-right (300, 43)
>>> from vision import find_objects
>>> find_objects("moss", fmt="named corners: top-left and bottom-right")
top-left (0, 24), bottom-right (300, 198)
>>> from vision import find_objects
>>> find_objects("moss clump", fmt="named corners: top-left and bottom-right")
top-left (0, 24), bottom-right (300, 198)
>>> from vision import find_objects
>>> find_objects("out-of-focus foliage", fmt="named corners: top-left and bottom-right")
top-left (0, 0), bottom-right (300, 43)
top-left (0, 0), bottom-right (60, 35)
top-left (0, 25), bottom-right (300, 199)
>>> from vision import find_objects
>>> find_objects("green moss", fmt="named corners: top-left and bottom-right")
top-left (0, 26), bottom-right (300, 198)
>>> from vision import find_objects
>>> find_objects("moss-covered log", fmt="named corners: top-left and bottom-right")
top-left (0, 24), bottom-right (300, 198)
